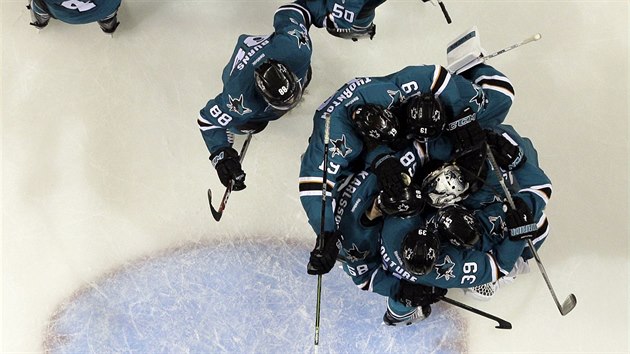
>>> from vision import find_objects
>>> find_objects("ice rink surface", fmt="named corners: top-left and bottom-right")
top-left (2, 0), bottom-right (628, 352)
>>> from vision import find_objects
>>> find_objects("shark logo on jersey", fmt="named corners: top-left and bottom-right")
top-left (288, 29), bottom-right (310, 50)
top-left (288, 18), bottom-right (310, 49)
top-left (435, 255), bottom-right (456, 281)
top-left (470, 84), bottom-right (486, 110)
top-left (488, 215), bottom-right (506, 239)
top-left (344, 243), bottom-right (369, 262)
top-left (227, 94), bottom-right (252, 115)
top-left (387, 89), bottom-right (403, 109)
top-left (330, 135), bottom-right (353, 158)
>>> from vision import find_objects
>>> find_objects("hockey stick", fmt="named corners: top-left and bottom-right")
top-left (207, 133), bottom-right (253, 221)
top-left (313, 113), bottom-right (332, 346)
top-left (482, 33), bottom-right (542, 62)
top-left (437, 0), bottom-right (452, 24)
top-left (485, 144), bottom-right (577, 316)
top-left (425, 0), bottom-right (452, 24)
top-left (441, 296), bottom-right (512, 329)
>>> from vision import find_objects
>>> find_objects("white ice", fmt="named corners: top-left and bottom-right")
top-left (1, 0), bottom-right (628, 352)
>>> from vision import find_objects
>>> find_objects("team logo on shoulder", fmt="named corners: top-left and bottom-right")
top-left (435, 255), bottom-right (456, 281)
top-left (470, 84), bottom-right (486, 110)
top-left (344, 243), bottom-right (369, 262)
top-left (227, 94), bottom-right (252, 115)
top-left (387, 89), bottom-right (403, 109)
top-left (288, 29), bottom-right (311, 50)
top-left (330, 135), bottom-right (353, 158)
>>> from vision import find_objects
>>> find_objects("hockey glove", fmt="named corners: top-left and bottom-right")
top-left (446, 107), bottom-right (486, 153)
top-left (372, 154), bottom-right (409, 197)
top-left (397, 281), bottom-right (447, 308)
top-left (485, 130), bottom-right (527, 171)
top-left (505, 197), bottom-right (537, 241)
top-left (307, 231), bottom-right (342, 275)
top-left (210, 147), bottom-right (246, 191)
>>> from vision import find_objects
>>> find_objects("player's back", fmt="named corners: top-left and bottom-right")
top-left (39, 0), bottom-right (121, 24)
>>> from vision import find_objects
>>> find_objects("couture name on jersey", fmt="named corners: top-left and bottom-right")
top-left (380, 246), bottom-right (418, 282)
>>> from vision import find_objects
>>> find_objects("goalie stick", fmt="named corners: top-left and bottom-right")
top-left (482, 33), bottom-right (542, 62)
top-left (484, 144), bottom-right (577, 316)
top-left (207, 133), bottom-right (253, 222)
top-left (313, 113), bottom-right (332, 346)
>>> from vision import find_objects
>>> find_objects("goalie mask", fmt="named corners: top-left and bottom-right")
top-left (254, 59), bottom-right (302, 111)
top-left (351, 104), bottom-right (400, 144)
top-left (428, 204), bottom-right (481, 249)
top-left (421, 163), bottom-right (470, 208)
top-left (376, 185), bottom-right (425, 217)
top-left (405, 93), bottom-right (446, 142)
top-left (401, 227), bottom-right (440, 276)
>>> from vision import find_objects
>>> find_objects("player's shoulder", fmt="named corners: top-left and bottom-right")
top-left (275, 2), bottom-right (312, 28)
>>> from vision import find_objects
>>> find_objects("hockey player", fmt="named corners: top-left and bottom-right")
top-left (27, 0), bottom-right (121, 34)
top-left (300, 63), bottom-right (514, 256)
top-left (316, 169), bottom-right (445, 326)
top-left (380, 199), bottom-right (538, 299)
top-left (298, 0), bottom-right (383, 41)
top-left (387, 125), bottom-right (552, 299)
top-left (198, 3), bottom-right (313, 191)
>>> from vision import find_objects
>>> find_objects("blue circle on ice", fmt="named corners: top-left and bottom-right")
top-left (45, 238), bottom-right (467, 353)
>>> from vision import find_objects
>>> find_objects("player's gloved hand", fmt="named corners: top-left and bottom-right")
top-left (446, 107), bottom-right (486, 153)
top-left (372, 154), bottom-right (409, 197)
top-left (504, 197), bottom-right (537, 241)
top-left (307, 231), bottom-right (342, 275)
top-left (485, 130), bottom-right (527, 171)
top-left (210, 147), bottom-right (246, 191)
top-left (397, 281), bottom-right (447, 307)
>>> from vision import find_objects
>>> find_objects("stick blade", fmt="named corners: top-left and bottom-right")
top-left (560, 294), bottom-right (577, 316)
top-left (207, 189), bottom-right (223, 221)
top-left (495, 320), bottom-right (512, 330)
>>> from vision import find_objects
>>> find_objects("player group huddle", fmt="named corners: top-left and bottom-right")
top-left (192, 1), bottom-right (552, 327)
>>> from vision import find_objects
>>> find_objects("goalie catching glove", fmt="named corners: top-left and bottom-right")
top-left (210, 147), bottom-right (246, 191)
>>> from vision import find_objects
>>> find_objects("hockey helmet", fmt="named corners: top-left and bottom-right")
top-left (376, 185), bottom-right (425, 217)
top-left (351, 104), bottom-right (400, 144)
top-left (428, 204), bottom-right (481, 249)
top-left (421, 163), bottom-right (470, 208)
top-left (405, 93), bottom-right (446, 142)
top-left (254, 59), bottom-right (302, 111)
top-left (401, 227), bottom-right (440, 276)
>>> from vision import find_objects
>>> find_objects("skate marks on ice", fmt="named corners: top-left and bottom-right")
top-left (44, 238), bottom-right (467, 353)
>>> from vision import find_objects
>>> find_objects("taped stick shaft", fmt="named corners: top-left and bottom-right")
top-left (482, 33), bottom-right (541, 61)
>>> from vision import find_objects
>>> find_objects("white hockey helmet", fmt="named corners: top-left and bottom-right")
top-left (421, 163), bottom-right (470, 208)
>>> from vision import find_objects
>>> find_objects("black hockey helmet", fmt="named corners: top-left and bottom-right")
top-left (376, 184), bottom-right (425, 217)
top-left (428, 204), bottom-right (481, 249)
top-left (405, 93), bottom-right (446, 142)
top-left (401, 227), bottom-right (440, 276)
top-left (351, 104), bottom-right (400, 144)
top-left (254, 59), bottom-right (302, 111)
